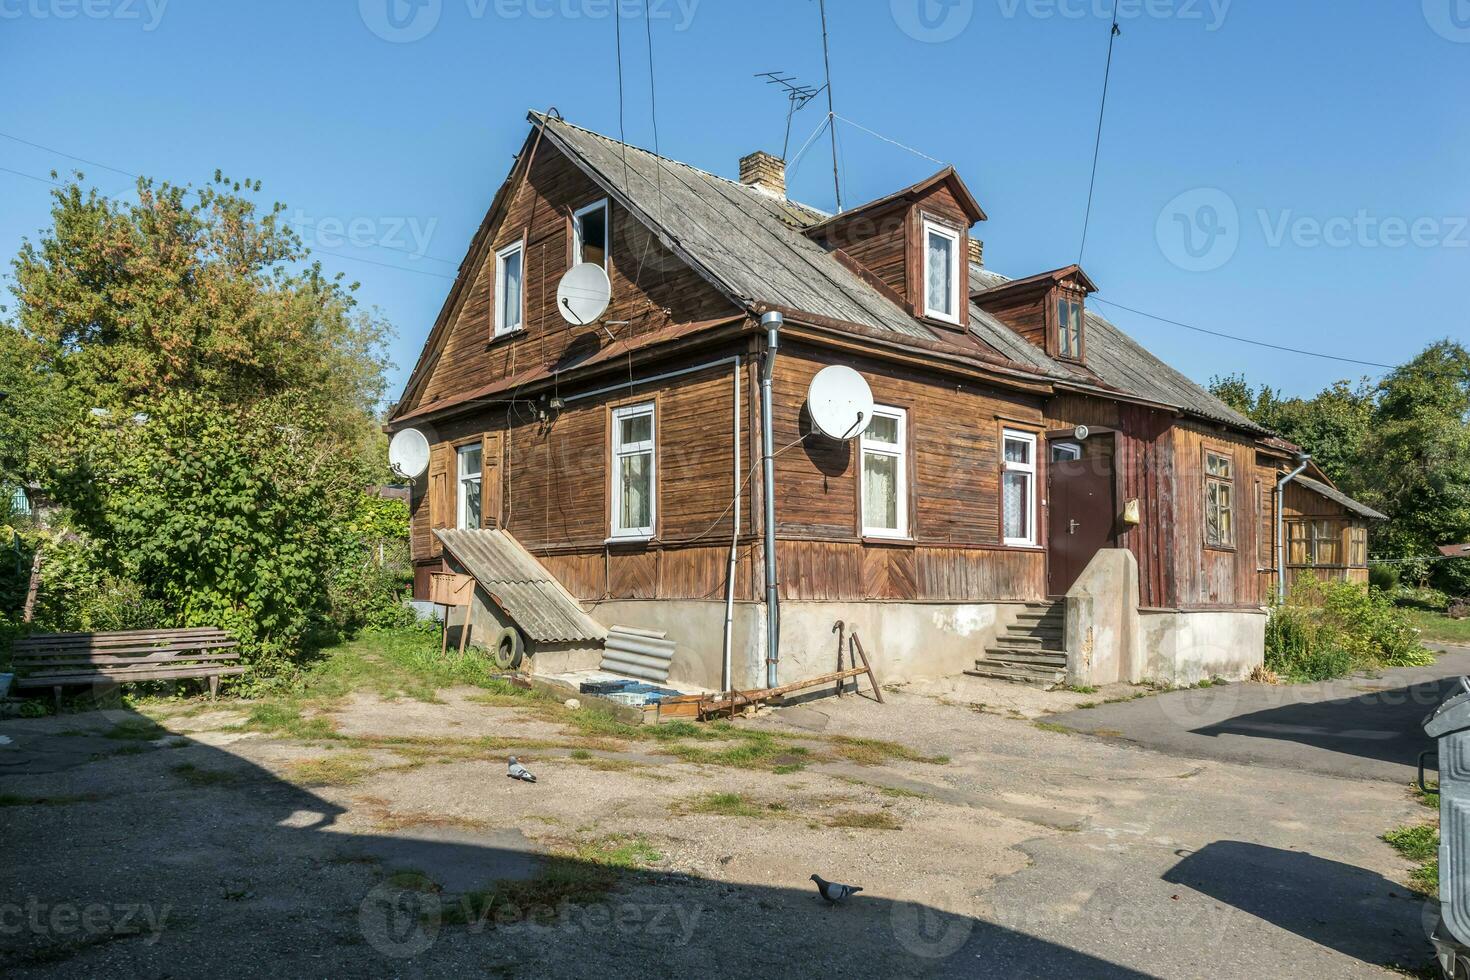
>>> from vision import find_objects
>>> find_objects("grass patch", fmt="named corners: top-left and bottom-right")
top-left (826, 735), bottom-right (947, 767)
top-left (1385, 815), bottom-right (1441, 897)
top-left (242, 701), bottom-right (337, 740)
top-left (674, 792), bottom-right (787, 819)
top-left (1033, 721), bottom-right (1073, 734)
top-left (171, 763), bottom-right (243, 788)
top-left (827, 809), bottom-right (902, 831)
top-left (442, 835), bottom-right (662, 927)
top-left (288, 752), bottom-right (375, 787)
top-left (104, 719), bottom-right (168, 741)
top-left (1066, 685), bottom-right (1098, 695)
top-left (1406, 609), bottom-right (1470, 646)
top-left (0, 792), bottom-right (102, 807)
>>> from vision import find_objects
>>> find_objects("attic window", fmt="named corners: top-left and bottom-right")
top-left (573, 198), bottom-right (609, 270)
top-left (922, 219), bottom-right (961, 324)
top-left (1057, 298), bottom-right (1083, 358)
top-left (494, 241), bottom-right (524, 337)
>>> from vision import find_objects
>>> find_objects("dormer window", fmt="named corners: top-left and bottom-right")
top-left (1057, 297), bottom-right (1083, 358)
top-left (573, 198), bottom-right (609, 270)
top-left (922, 218), bottom-right (961, 324)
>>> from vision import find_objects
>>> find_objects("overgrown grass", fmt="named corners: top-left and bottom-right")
top-left (826, 735), bottom-right (948, 767)
top-left (1405, 609), bottom-right (1470, 647)
top-left (1384, 824), bottom-right (1440, 896)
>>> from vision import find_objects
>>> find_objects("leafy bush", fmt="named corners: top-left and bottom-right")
top-left (1266, 579), bottom-right (1433, 681)
top-left (1368, 562), bottom-right (1400, 593)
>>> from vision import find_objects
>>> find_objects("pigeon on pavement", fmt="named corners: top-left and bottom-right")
top-left (507, 757), bottom-right (537, 783)
top-left (810, 874), bottom-right (861, 904)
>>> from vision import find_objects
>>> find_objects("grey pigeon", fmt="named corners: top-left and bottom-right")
top-left (507, 756), bottom-right (536, 783)
top-left (810, 874), bottom-right (861, 904)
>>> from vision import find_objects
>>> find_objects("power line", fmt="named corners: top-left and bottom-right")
top-left (833, 114), bottom-right (946, 167)
top-left (1092, 297), bottom-right (1396, 369)
top-left (1078, 2), bottom-right (1122, 266)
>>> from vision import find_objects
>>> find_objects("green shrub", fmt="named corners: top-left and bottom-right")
top-left (1266, 579), bottom-right (1432, 681)
top-left (1368, 563), bottom-right (1400, 592)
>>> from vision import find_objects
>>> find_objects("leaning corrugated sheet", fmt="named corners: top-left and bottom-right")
top-left (435, 529), bottom-right (607, 644)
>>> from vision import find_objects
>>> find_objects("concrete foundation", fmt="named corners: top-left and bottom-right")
top-left (1139, 607), bottom-right (1266, 686)
top-left (585, 598), bottom-right (1022, 692)
top-left (1064, 549), bottom-right (1265, 687)
top-left (443, 588), bottom-right (601, 677)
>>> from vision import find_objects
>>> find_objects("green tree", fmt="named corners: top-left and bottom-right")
top-left (1362, 341), bottom-right (1470, 593)
top-left (1209, 373), bottom-right (1372, 488)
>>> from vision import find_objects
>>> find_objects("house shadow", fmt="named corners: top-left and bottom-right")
top-left (1162, 840), bottom-right (1427, 968)
top-left (0, 702), bottom-right (1148, 977)
top-left (1190, 674), bottom-right (1462, 771)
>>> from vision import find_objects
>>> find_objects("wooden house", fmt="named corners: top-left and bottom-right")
top-left (386, 111), bottom-right (1378, 690)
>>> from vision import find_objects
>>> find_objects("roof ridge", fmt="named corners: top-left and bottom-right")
top-left (530, 110), bottom-right (828, 220)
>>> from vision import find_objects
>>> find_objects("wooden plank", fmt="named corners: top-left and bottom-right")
top-left (18, 666), bottom-right (247, 687)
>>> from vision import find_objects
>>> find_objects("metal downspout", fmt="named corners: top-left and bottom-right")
top-left (760, 312), bottom-right (783, 688)
top-left (1276, 453), bottom-right (1311, 604)
top-left (721, 356), bottom-right (741, 692)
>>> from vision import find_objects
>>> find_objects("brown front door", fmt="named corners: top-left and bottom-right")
top-left (1047, 449), bottom-right (1115, 596)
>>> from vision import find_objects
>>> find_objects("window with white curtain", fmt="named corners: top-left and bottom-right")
top-left (1002, 430), bottom-right (1037, 546)
top-left (457, 443), bottom-right (483, 530)
top-left (861, 407), bottom-right (908, 538)
top-left (922, 219), bottom-right (960, 324)
top-left (611, 403), bottom-right (655, 538)
top-left (494, 241), bottom-right (523, 337)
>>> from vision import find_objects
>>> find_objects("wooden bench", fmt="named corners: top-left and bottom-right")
top-left (12, 627), bottom-right (245, 708)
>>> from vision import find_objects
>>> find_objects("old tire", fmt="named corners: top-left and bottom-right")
top-left (492, 626), bottom-right (526, 670)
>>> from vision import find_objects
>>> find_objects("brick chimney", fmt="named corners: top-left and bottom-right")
top-left (968, 237), bottom-right (984, 268)
top-left (739, 151), bottom-right (786, 199)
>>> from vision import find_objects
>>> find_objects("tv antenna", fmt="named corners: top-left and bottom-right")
top-left (754, 71), bottom-right (824, 160)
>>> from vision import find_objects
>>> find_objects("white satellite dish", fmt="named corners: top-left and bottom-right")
top-left (806, 365), bottom-right (874, 440)
top-left (388, 428), bottom-right (431, 479)
top-left (556, 263), bottom-right (612, 325)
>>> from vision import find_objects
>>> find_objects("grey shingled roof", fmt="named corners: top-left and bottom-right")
top-left (1293, 475), bottom-right (1388, 520)
top-left (535, 113), bottom-right (936, 341)
top-left (435, 529), bottom-right (607, 644)
top-left (537, 112), bottom-right (1264, 435)
top-left (969, 267), bottom-right (1266, 432)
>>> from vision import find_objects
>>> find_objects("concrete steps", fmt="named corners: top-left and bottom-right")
top-left (965, 602), bottom-right (1068, 687)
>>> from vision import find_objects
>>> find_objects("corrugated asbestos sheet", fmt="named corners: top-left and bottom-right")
top-left (601, 625), bottom-right (676, 684)
top-left (1293, 475), bottom-right (1388, 520)
top-left (435, 529), bottom-right (607, 644)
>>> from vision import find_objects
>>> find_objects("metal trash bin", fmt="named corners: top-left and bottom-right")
top-left (1422, 677), bottom-right (1470, 978)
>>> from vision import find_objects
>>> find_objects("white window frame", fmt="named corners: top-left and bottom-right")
top-left (860, 406), bottom-right (909, 539)
top-left (921, 218), bottom-right (962, 325)
top-left (493, 240), bottom-right (524, 337)
top-left (572, 198), bottom-right (610, 271)
top-left (610, 402), bottom-right (656, 540)
top-left (1002, 429), bottom-right (1038, 547)
top-left (456, 443), bottom-right (482, 530)
top-left (1051, 441), bottom-right (1082, 462)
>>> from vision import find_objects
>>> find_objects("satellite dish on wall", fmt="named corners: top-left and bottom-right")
top-left (556, 263), bottom-right (612, 325)
top-left (388, 428), bottom-right (431, 479)
top-left (806, 365), bottom-right (874, 440)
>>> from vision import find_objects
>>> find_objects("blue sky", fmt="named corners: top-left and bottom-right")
top-left (1, 0), bottom-right (1466, 405)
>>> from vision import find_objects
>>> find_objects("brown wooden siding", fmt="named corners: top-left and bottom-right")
top-left (402, 140), bottom-right (735, 415)
top-left (1169, 423), bottom-right (1263, 608)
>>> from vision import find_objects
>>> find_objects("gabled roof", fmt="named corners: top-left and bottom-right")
top-left (802, 166), bottom-right (987, 234)
top-left (971, 264), bottom-right (1098, 299)
top-left (394, 112), bottom-right (1268, 437)
top-left (1293, 475), bottom-right (1387, 520)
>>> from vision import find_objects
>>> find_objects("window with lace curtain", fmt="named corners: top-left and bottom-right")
top-left (1002, 430), bottom-right (1037, 546)
top-left (861, 407), bottom-right (908, 538)
top-left (611, 403), bottom-right (655, 539)
top-left (1204, 451), bottom-right (1234, 548)
top-left (922, 219), bottom-right (961, 324)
